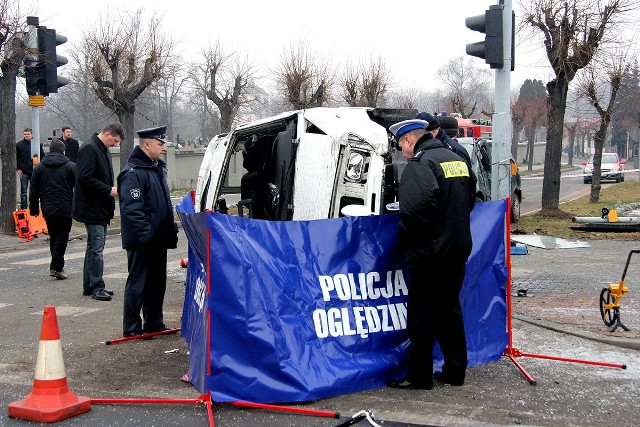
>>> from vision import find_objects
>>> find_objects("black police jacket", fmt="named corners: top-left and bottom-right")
top-left (29, 153), bottom-right (75, 219)
top-left (72, 134), bottom-right (115, 225)
top-left (398, 134), bottom-right (477, 268)
top-left (117, 146), bottom-right (178, 250)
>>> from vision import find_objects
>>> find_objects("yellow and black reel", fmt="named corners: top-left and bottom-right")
top-left (598, 249), bottom-right (638, 332)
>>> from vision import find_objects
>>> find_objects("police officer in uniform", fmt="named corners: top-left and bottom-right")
top-left (386, 119), bottom-right (476, 390)
top-left (118, 126), bottom-right (179, 337)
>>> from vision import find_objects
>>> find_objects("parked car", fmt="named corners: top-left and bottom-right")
top-left (582, 153), bottom-right (625, 184)
top-left (457, 137), bottom-right (522, 223)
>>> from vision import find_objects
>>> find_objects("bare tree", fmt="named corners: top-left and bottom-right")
top-left (578, 49), bottom-right (628, 202)
top-left (275, 38), bottom-right (334, 110)
top-left (0, 0), bottom-right (29, 233)
top-left (520, 0), bottom-right (636, 213)
top-left (81, 8), bottom-right (174, 167)
top-left (513, 79), bottom-right (547, 169)
top-left (340, 55), bottom-right (391, 107)
top-left (45, 44), bottom-right (115, 139)
top-left (437, 56), bottom-right (492, 118)
top-left (149, 56), bottom-right (189, 140)
top-left (200, 40), bottom-right (259, 132)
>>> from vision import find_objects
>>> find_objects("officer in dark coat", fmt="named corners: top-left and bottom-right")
top-left (386, 119), bottom-right (476, 391)
top-left (29, 139), bottom-right (75, 279)
top-left (415, 112), bottom-right (472, 167)
top-left (118, 125), bottom-right (179, 337)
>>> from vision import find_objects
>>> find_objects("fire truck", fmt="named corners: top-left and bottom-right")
top-left (437, 114), bottom-right (492, 139)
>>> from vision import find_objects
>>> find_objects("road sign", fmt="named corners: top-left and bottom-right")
top-left (29, 95), bottom-right (45, 107)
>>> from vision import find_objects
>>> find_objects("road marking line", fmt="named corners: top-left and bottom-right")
top-left (10, 247), bottom-right (123, 266)
top-left (104, 273), bottom-right (129, 279)
top-left (0, 303), bottom-right (13, 309)
top-left (31, 306), bottom-right (102, 317)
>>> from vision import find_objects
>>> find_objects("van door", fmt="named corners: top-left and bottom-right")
top-left (195, 134), bottom-right (230, 212)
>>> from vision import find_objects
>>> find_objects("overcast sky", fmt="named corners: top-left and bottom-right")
top-left (33, 0), bottom-right (551, 94)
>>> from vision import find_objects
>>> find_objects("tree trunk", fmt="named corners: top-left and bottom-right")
top-left (567, 125), bottom-right (576, 166)
top-left (0, 73), bottom-right (18, 234)
top-left (118, 110), bottom-right (135, 170)
top-left (542, 79), bottom-right (569, 212)
top-left (589, 126), bottom-right (607, 203)
top-left (526, 127), bottom-right (536, 171)
top-left (219, 104), bottom-right (234, 133)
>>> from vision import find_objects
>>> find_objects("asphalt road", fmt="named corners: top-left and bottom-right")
top-left (520, 168), bottom-right (640, 214)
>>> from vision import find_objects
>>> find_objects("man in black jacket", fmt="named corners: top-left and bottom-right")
top-left (29, 140), bottom-right (75, 280)
top-left (386, 119), bottom-right (476, 391)
top-left (415, 112), bottom-right (472, 166)
top-left (16, 128), bottom-right (45, 209)
top-left (118, 125), bottom-right (178, 337)
top-left (60, 126), bottom-right (80, 163)
top-left (73, 123), bottom-right (123, 301)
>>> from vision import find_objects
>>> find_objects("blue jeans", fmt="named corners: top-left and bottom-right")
top-left (83, 223), bottom-right (107, 293)
top-left (19, 173), bottom-right (30, 209)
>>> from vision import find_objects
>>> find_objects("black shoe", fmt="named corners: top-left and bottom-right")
top-left (433, 371), bottom-right (464, 386)
top-left (123, 331), bottom-right (144, 338)
top-left (49, 270), bottom-right (68, 280)
top-left (386, 378), bottom-right (433, 390)
top-left (85, 288), bottom-right (114, 296)
top-left (91, 289), bottom-right (112, 301)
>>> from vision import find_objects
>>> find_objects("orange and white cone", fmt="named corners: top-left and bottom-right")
top-left (8, 306), bottom-right (91, 422)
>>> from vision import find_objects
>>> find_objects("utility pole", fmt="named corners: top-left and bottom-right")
top-left (465, 0), bottom-right (514, 201)
top-left (26, 16), bottom-right (42, 164)
top-left (492, 0), bottom-right (513, 201)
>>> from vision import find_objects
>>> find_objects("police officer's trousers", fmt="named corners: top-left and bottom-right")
top-left (123, 247), bottom-right (168, 335)
top-left (406, 257), bottom-right (468, 385)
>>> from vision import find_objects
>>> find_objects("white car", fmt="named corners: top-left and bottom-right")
top-left (583, 153), bottom-right (625, 184)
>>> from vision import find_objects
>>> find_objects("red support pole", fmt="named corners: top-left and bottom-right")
top-left (102, 328), bottom-right (181, 345)
top-left (505, 197), bottom-right (513, 351)
top-left (517, 351), bottom-right (627, 369)
top-left (225, 401), bottom-right (340, 418)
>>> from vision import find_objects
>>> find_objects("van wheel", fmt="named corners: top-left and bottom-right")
top-left (510, 194), bottom-right (520, 223)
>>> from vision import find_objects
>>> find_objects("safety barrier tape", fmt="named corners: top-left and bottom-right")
top-left (521, 168), bottom-right (640, 180)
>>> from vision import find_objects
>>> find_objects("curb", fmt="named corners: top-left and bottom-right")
top-left (514, 313), bottom-right (640, 351)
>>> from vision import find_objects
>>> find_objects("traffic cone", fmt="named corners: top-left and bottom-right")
top-left (8, 306), bottom-right (91, 422)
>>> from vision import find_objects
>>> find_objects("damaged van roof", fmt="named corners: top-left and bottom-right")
top-left (303, 107), bottom-right (389, 154)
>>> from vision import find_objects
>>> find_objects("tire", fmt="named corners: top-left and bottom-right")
top-left (615, 177), bottom-right (621, 183)
top-left (620, 174), bottom-right (625, 182)
top-left (510, 193), bottom-right (520, 223)
top-left (438, 116), bottom-right (459, 138)
top-left (599, 288), bottom-right (617, 327)
top-left (583, 177), bottom-right (591, 184)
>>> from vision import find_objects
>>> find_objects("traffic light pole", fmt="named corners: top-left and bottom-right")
top-left (26, 16), bottom-right (41, 164)
top-left (491, 0), bottom-right (513, 201)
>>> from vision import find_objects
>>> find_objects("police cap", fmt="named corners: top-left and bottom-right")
top-left (137, 125), bottom-right (167, 143)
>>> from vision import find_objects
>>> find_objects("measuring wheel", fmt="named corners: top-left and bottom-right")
top-left (599, 287), bottom-right (618, 327)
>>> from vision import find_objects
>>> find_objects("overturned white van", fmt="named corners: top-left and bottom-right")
top-left (194, 107), bottom-right (417, 220)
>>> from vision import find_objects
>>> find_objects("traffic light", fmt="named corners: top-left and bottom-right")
top-left (465, 5), bottom-right (515, 71)
top-left (24, 58), bottom-right (45, 96)
top-left (37, 27), bottom-right (70, 95)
